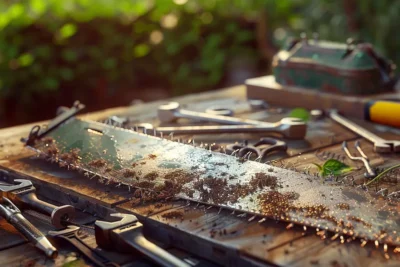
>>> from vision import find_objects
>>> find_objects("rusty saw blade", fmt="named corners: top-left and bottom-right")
top-left (27, 117), bottom-right (400, 247)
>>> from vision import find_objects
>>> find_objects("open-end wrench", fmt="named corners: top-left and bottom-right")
top-left (158, 102), bottom-right (271, 125)
top-left (49, 226), bottom-right (119, 267)
top-left (0, 178), bottom-right (75, 228)
top-left (136, 117), bottom-right (307, 139)
top-left (330, 110), bottom-right (400, 153)
top-left (95, 213), bottom-right (191, 267)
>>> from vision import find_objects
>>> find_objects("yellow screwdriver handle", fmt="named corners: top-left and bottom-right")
top-left (366, 100), bottom-right (400, 128)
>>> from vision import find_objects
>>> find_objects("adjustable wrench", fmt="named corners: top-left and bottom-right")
top-left (136, 117), bottom-right (307, 139)
top-left (330, 110), bottom-right (400, 153)
top-left (0, 178), bottom-right (75, 228)
top-left (95, 213), bottom-right (190, 267)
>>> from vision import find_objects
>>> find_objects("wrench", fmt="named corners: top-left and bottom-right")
top-left (136, 117), bottom-right (307, 139)
top-left (330, 110), bottom-right (400, 153)
top-left (158, 102), bottom-right (270, 125)
top-left (49, 226), bottom-right (119, 267)
top-left (95, 213), bottom-right (190, 267)
top-left (0, 197), bottom-right (58, 259)
top-left (0, 178), bottom-right (75, 228)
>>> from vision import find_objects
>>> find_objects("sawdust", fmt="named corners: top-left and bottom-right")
top-left (347, 215), bottom-right (372, 228)
top-left (59, 148), bottom-right (81, 165)
top-left (192, 173), bottom-right (280, 204)
top-left (143, 171), bottom-right (158, 181)
top-left (161, 211), bottom-right (183, 219)
top-left (257, 191), bottom-right (297, 218)
top-left (337, 203), bottom-right (350, 210)
top-left (45, 144), bottom-right (59, 157)
top-left (148, 154), bottom-right (157, 159)
top-left (249, 172), bottom-right (278, 190)
top-left (122, 169), bottom-right (136, 178)
top-left (41, 137), bottom-right (55, 145)
top-left (88, 159), bottom-right (107, 168)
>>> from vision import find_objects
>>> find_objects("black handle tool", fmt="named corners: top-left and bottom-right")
top-left (0, 179), bottom-right (75, 228)
top-left (95, 213), bottom-right (191, 267)
top-left (0, 197), bottom-right (58, 258)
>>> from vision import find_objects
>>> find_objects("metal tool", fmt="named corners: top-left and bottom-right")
top-left (49, 226), bottom-right (119, 267)
top-left (330, 109), bottom-right (400, 153)
top-left (95, 213), bottom-right (191, 267)
top-left (26, 113), bottom-right (400, 247)
top-left (158, 101), bottom-right (273, 125)
top-left (0, 179), bottom-right (75, 228)
top-left (136, 117), bottom-right (307, 139)
top-left (248, 99), bottom-right (269, 110)
top-left (342, 141), bottom-right (376, 179)
top-left (205, 107), bottom-right (234, 116)
top-left (226, 137), bottom-right (287, 162)
top-left (0, 197), bottom-right (58, 258)
top-left (23, 101), bottom-right (85, 146)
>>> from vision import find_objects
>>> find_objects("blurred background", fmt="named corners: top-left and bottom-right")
top-left (0, 0), bottom-right (398, 128)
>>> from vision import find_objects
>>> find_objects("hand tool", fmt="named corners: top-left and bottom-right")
top-left (248, 99), bottom-right (269, 110)
top-left (26, 113), bottom-right (400, 247)
top-left (136, 117), bottom-right (307, 139)
top-left (49, 226), bottom-right (119, 267)
top-left (0, 197), bottom-right (58, 258)
top-left (0, 179), bottom-right (75, 228)
top-left (329, 109), bottom-right (400, 153)
top-left (22, 101), bottom-right (85, 146)
top-left (364, 100), bottom-right (400, 128)
top-left (225, 137), bottom-right (287, 162)
top-left (342, 141), bottom-right (376, 179)
top-left (205, 107), bottom-right (234, 116)
top-left (95, 213), bottom-right (191, 267)
top-left (158, 101), bottom-right (273, 125)
top-left (247, 75), bottom-right (400, 128)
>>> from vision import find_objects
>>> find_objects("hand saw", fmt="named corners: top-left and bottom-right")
top-left (24, 105), bottom-right (400, 249)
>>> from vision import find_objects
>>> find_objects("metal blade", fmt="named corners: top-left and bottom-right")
top-left (29, 118), bottom-right (400, 247)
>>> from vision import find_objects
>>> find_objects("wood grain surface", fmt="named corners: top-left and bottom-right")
top-left (0, 85), bottom-right (399, 266)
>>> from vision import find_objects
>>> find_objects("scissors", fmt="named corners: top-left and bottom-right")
top-left (225, 137), bottom-right (287, 162)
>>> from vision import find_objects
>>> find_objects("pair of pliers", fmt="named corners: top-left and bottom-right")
top-left (226, 137), bottom-right (287, 162)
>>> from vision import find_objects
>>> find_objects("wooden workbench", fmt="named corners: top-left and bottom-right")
top-left (0, 85), bottom-right (399, 266)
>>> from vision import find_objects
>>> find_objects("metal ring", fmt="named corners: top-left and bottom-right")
top-left (205, 107), bottom-right (234, 116)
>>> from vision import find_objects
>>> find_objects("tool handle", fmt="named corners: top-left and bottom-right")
top-left (19, 193), bottom-right (57, 216)
top-left (122, 231), bottom-right (190, 267)
top-left (330, 110), bottom-right (387, 142)
top-left (365, 100), bottom-right (400, 128)
top-left (8, 212), bottom-right (44, 242)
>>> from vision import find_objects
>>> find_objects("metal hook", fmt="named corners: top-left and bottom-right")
top-left (342, 141), bottom-right (376, 179)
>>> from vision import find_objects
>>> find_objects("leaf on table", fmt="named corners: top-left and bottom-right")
top-left (289, 108), bottom-right (310, 122)
top-left (313, 159), bottom-right (353, 177)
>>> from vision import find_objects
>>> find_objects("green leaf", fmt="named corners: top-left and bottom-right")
top-left (314, 159), bottom-right (353, 177)
top-left (312, 163), bottom-right (322, 171)
top-left (289, 108), bottom-right (310, 122)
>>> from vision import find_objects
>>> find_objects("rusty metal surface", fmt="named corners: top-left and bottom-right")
top-left (29, 118), bottom-right (400, 248)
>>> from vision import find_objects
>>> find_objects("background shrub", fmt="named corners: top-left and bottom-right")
top-left (0, 0), bottom-right (398, 127)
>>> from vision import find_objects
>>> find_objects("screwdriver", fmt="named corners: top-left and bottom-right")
top-left (364, 100), bottom-right (400, 128)
top-left (0, 197), bottom-right (58, 259)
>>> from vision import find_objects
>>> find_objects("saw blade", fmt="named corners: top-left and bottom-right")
top-left (28, 118), bottom-right (400, 247)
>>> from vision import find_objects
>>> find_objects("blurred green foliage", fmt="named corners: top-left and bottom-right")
top-left (0, 0), bottom-right (399, 123)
